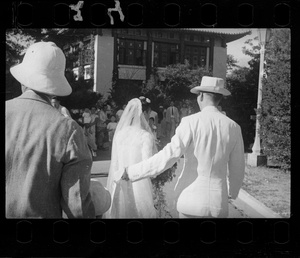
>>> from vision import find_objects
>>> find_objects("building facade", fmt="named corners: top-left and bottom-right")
top-left (65, 29), bottom-right (250, 99)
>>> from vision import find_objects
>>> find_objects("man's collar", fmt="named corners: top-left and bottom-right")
top-left (201, 105), bottom-right (219, 112)
top-left (17, 90), bottom-right (52, 105)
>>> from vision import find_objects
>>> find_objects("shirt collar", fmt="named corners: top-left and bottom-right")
top-left (17, 90), bottom-right (52, 105)
top-left (201, 105), bottom-right (219, 112)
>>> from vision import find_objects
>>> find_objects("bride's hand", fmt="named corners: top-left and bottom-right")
top-left (121, 168), bottom-right (129, 181)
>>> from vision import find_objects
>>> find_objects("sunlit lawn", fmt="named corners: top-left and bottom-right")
top-left (242, 165), bottom-right (290, 218)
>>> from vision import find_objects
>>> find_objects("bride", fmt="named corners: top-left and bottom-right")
top-left (103, 98), bottom-right (157, 218)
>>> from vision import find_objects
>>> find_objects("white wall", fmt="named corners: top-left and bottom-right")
top-left (118, 65), bottom-right (146, 80)
top-left (213, 46), bottom-right (227, 80)
top-left (94, 33), bottom-right (114, 99)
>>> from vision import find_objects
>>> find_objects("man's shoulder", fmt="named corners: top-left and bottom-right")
top-left (220, 114), bottom-right (239, 126)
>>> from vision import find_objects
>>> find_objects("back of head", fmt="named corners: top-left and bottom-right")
top-left (115, 98), bottom-right (153, 137)
top-left (10, 41), bottom-right (72, 97)
top-left (203, 92), bottom-right (223, 105)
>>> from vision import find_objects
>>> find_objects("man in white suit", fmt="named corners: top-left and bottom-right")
top-left (121, 76), bottom-right (245, 218)
top-left (165, 101), bottom-right (180, 140)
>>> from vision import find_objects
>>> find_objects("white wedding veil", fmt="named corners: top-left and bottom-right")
top-left (104, 98), bottom-right (156, 218)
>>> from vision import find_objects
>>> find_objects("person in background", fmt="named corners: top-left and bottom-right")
top-left (139, 96), bottom-right (151, 122)
top-left (82, 108), bottom-right (92, 126)
top-left (96, 105), bottom-right (108, 150)
top-left (90, 106), bottom-right (100, 148)
top-left (116, 104), bottom-right (126, 122)
top-left (82, 108), bottom-right (97, 157)
top-left (121, 76), bottom-right (245, 219)
top-left (106, 103), bottom-right (112, 119)
top-left (149, 108), bottom-right (158, 127)
top-left (107, 115), bottom-right (118, 150)
top-left (165, 101), bottom-right (180, 140)
top-left (157, 105), bottom-right (165, 139)
top-left (149, 117), bottom-right (157, 140)
top-left (51, 96), bottom-right (71, 118)
top-left (6, 41), bottom-right (96, 218)
top-left (180, 102), bottom-right (189, 121)
top-left (70, 109), bottom-right (81, 123)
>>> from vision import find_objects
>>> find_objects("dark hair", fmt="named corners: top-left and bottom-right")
top-left (203, 92), bottom-right (223, 104)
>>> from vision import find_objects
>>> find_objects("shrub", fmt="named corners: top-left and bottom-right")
top-left (260, 29), bottom-right (291, 171)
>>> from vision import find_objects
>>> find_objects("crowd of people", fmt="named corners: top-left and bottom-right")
top-left (53, 96), bottom-right (197, 158)
top-left (6, 41), bottom-right (245, 219)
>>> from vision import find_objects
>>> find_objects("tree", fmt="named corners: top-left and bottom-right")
top-left (6, 29), bottom-right (36, 100)
top-left (223, 37), bottom-right (261, 150)
top-left (259, 29), bottom-right (291, 171)
top-left (162, 60), bottom-right (212, 103)
top-left (137, 60), bottom-right (212, 111)
top-left (226, 54), bottom-right (240, 73)
top-left (224, 67), bottom-right (257, 150)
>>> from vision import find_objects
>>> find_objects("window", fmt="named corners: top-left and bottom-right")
top-left (184, 46), bottom-right (207, 69)
top-left (154, 42), bottom-right (179, 67)
top-left (118, 39), bottom-right (146, 66)
top-left (84, 65), bottom-right (91, 80)
top-left (83, 49), bottom-right (92, 64)
top-left (82, 39), bottom-right (93, 65)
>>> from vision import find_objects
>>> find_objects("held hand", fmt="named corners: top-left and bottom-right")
top-left (121, 168), bottom-right (129, 181)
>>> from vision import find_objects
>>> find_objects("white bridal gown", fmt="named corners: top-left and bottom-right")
top-left (105, 126), bottom-right (157, 218)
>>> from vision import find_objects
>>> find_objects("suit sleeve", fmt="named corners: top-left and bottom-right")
top-left (60, 122), bottom-right (95, 218)
top-left (128, 117), bottom-right (192, 182)
top-left (228, 125), bottom-right (245, 199)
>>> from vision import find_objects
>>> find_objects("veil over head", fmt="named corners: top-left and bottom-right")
top-left (115, 98), bottom-right (151, 133)
top-left (104, 98), bottom-right (157, 218)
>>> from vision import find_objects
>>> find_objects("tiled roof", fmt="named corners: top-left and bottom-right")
top-left (163, 28), bottom-right (252, 43)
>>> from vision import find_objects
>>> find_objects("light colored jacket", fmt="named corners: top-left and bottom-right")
top-left (128, 106), bottom-right (245, 218)
top-left (58, 104), bottom-right (71, 118)
top-left (6, 90), bottom-right (95, 218)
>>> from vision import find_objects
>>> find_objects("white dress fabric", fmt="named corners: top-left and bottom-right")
top-left (104, 98), bottom-right (157, 218)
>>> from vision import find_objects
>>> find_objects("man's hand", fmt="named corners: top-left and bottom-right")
top-left (121, 168), bottom-right (129, 181)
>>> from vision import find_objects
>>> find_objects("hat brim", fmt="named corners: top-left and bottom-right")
top-left (10, 63), bottom-right (72, 96)
top-left (190, 86), bottom-right (231, 96)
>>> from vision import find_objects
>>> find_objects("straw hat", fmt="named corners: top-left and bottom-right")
top-left (190, 76), bottom-right (231, 96)
top-left (10, 41), bottom-right (72, 96)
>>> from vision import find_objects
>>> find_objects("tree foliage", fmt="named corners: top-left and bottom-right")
top-left (144, 61), bottom-right (212, 110)
top-left (223, 38), bottom-right (260, 150)
top-left (109, 60), bottom-right (212, 111)
top-left (162, 60), bottom-right (212, 104)
top-left (226, 54), bottom-right (240, 72)
top-left (260, 29), bottom-right (291, 171)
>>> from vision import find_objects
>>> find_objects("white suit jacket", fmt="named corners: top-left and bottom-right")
top-left (128, 106), bottom-right (245, 218)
